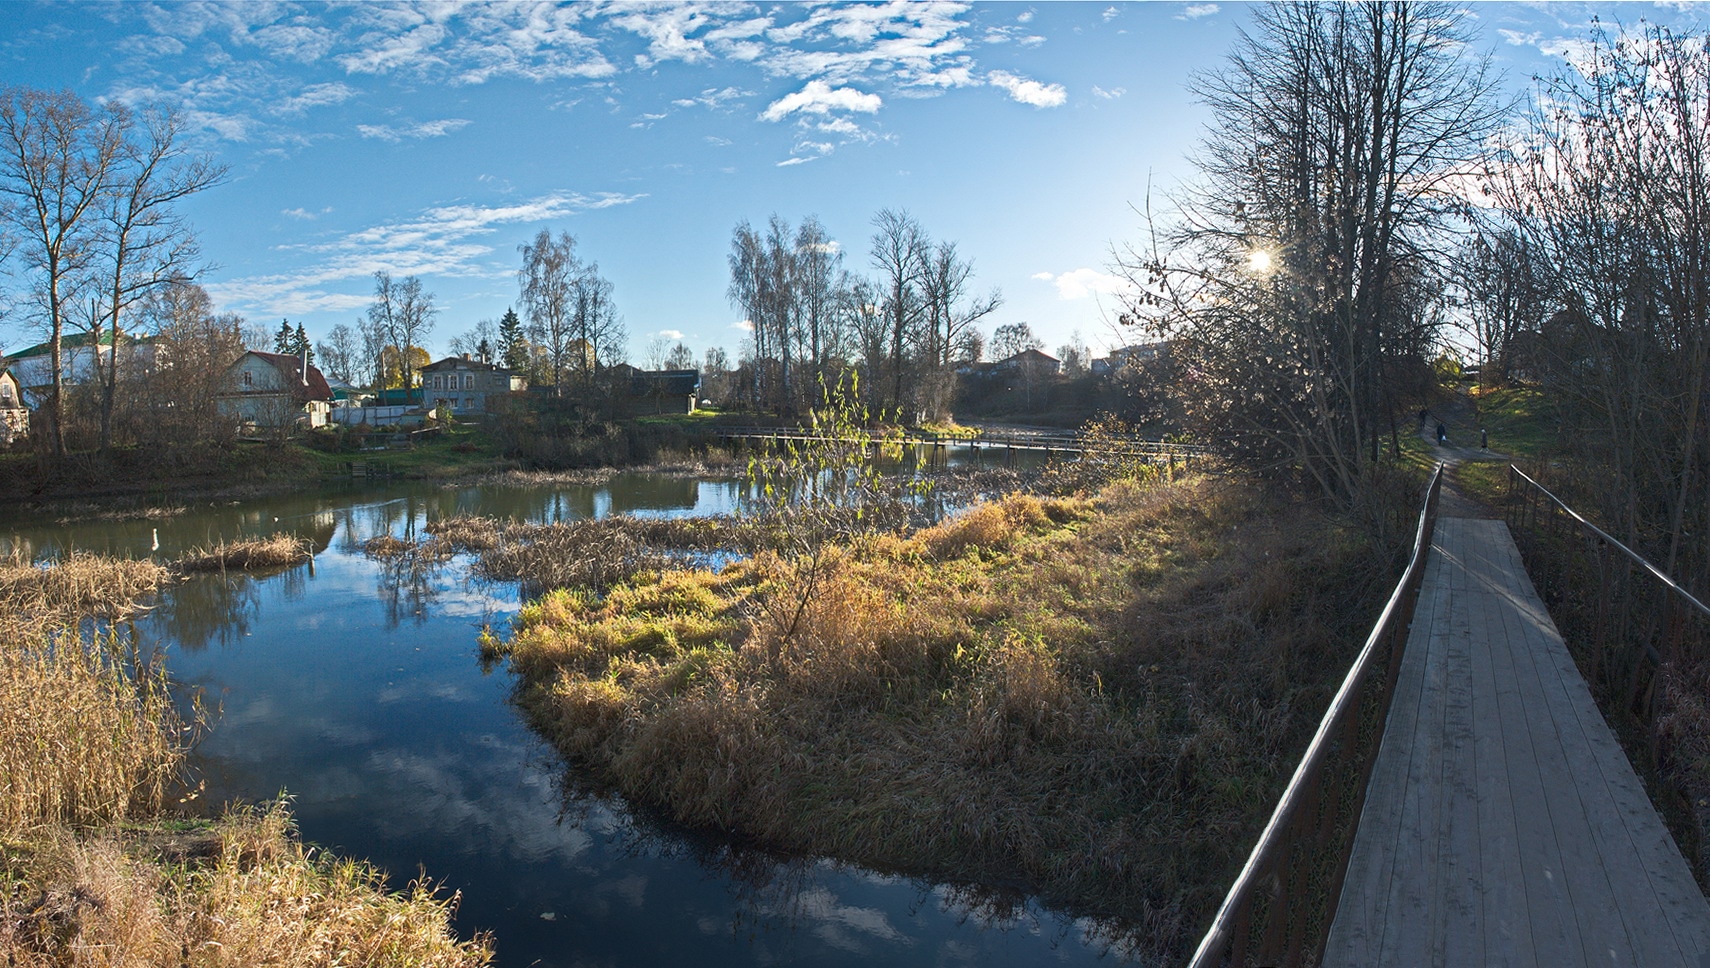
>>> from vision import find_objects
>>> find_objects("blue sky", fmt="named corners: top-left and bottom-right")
top-left (2, 1), bottom-right (1705, 364)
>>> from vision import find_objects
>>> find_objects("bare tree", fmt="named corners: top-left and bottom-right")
top-left (663, 341), bottom-right (695, 370)
top-left (86, 102), bottom-right (225, 452)
top-left (138, 280), bottom-right (242, 444)
top-left (367, 270), bottom-right (435, 391)
top-left (0, 87), bottom-right (128, 456)
top-left (1123, 1), bottom-right (1503, 504)
top-left (316, 322), bottom-right (359, 384)
top-left (991, 321), bottom-right (1042, 360)
top-left (917, 240), bottom-right (1000, 417)
top-left (1492, 23), bottom-right (1710, 580)
top-left (869, 208), bottom-right (929, 414)
top-left (448, 317), bottom-right (497, 362)
top-left (519, 229), bottom-right (581, 392)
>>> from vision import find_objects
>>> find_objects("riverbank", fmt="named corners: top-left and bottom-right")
top-left (0, 552), bottom-right (491, 967)
top-left (482, 470), bottom-right (1398, 961)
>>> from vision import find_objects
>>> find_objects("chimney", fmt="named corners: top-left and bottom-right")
top-left (300, 348), bottom-right (308, 385)
top-left (461, 352), bottom-right (471, 361)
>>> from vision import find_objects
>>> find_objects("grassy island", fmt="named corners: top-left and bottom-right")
top-left (483, 471), bottom-right (1397, 960)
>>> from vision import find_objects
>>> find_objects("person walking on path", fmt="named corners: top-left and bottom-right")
top-left (1419, 408), bottom-right (1429, 431)
top-left (1481, 427), bottom-right (1489, 450)
top-left (1437, 422), bottom-right (1449, 445)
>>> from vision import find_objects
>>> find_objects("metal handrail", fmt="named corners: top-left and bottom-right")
top-left (1507, 465), bottom-right (1710, 622)
top-left (1188, 463), bottom-right (1444, 968)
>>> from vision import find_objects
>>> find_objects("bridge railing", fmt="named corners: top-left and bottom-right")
top-left (1188, 464), bottom-right (1443, 968)
top-left (1505, 464), bottom-right (1710, 874)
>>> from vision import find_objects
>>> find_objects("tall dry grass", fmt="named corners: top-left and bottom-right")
top-left (0, 552), bottom-right (171, 637)
top-left (0, 632), bottom-right (184, 831)
top-left (0, 801), bottom-right (492, 967)
top-left (0, 553), bottom-right (182, 833)
top-left (0, 551), bottom-right (493, 967)
top-left (488, 475), bottom-right (1391, 960)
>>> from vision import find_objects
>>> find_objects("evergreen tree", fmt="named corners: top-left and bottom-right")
top-left (498, 307), bottom-right (527, 370)
top-left (294, 323), bottom-right (313, 364)
top-left (273, 318), bottom-right (294, 354)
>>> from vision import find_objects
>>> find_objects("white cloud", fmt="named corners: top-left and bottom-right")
top-left (988, 71), bottom-right (1066, 108)
top-left (671, 86), bottom-right (751, 109)
top-left (1017, 11), bottom-right (1034, 23)
top-left (1092, 85), bottom-right (1125, 99)
top-left (732, 319), bottom-right (755, 331)
top-left (1033, 268), bottom-right (1135, 300)
top-left (211, 191), bottom-right (646, 317)
top-left (1178, 4), bottom-right (1220, 20)
top-left (761, 80), bottom-right (882, 121)
top-left (657, 329), bottom-right (686, 340)
top-left (357, 118), bottom-right (472, 141)
top-left (276, 82), bottom-right (357, 114)
top-left (282, 206), bottom-right (332, 220)
top-left (1102, 6), bottom-right (1120, 21)
top-left (776, 156), bottom-right (816, 166)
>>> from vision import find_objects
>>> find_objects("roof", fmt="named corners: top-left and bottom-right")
top-left (238, 351), bottom-right (334, 401)
top-left (421, 355), bottom-right (508, 373)
top-left (5, 331), bottom-right (152, 359)
top-left (618, 366), bottom-right (700, 396)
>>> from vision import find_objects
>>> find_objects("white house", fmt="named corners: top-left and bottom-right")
top-left (217, 351), bottom-right (334, 430)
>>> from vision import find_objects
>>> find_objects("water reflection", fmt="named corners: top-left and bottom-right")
top-left (0, 458), bottom-right (1122, 968)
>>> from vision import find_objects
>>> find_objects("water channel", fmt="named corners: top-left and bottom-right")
top-left (2, 465), bottom-right (1132, 968)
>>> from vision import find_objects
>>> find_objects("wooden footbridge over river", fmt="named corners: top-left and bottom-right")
top-left (1192, 465), bottom-right (1710, 967)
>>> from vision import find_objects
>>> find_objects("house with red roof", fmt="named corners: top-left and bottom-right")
top-left (217, 350), bottom-right (334, 431)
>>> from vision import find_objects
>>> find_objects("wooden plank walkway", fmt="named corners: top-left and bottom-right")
top-left (1323, 516), bottom-right (1710, 968)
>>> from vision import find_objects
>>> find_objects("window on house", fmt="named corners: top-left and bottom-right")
top-left (464, 374), bottom-right (473, 389)
top-left (242, 370), bottom-right (252, 387)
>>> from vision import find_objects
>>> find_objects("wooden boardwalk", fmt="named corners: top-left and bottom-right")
top-left (1323, 516), bottom-right (1710, 968)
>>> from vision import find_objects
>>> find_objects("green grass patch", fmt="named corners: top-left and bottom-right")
top-left (1472, 385), bottom-right (1561, 459)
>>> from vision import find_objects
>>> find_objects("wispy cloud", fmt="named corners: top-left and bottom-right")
top-left (211, 191), bottom-right (646, 317)
top-left (357, 118), bottom-right (472, 142)
top-left (282, 206), bottom-right (332, 220)
top-left (1178, 3), bottom-right (1220, 20)
top-left (1092, 85), bottom-right (1125, 100)
top-left (988, 71), bottom-right (1067, 108)
top-left (657, 329), bottom-right (686, 340)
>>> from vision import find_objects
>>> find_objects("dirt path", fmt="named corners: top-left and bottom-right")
top-left (1417, 392), bottom-right (1508, 519)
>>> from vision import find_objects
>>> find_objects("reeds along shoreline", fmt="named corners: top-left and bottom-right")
top-left (0, 550), bottom-right (492, 967)
top-left (485, 474), bottom-right (1392, 962)
top-left (176, 534), bottom-right (312, 572)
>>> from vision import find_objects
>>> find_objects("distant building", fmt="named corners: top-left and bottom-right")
top-left (610, 365), bottom-right (700, 415)
top-left (0, 366), bottom-right (27, 446)
top-left (419, 354), bottom-right (525, 413)
top-left (1092, 343), bottom-right (1163, 376)
top-left (996, 348), bottom-right (1062, 377)
top-left (2, 332), bottom-right (157, 407)
top-left (217, 350), bottom-right (334, 431)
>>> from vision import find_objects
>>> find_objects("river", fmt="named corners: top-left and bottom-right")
top-left (2, 470), bottom-right (1132, 967)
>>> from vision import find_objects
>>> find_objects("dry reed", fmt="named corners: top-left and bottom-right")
top-left (489, 474), bottom-right (1390, 960)
top-left (176, 535), bottom-right (311, 572)
top-left (0, 801), bottom-right (492, 967)
top-left (0, 550), bottom-right (491, 967)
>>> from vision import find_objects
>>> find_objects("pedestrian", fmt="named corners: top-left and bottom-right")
top-left (1481, 427), bottom-right (1489, 450)
top-left (1418, 407), bottom-right (1429, 431)
top-left (1436, 422), bottom-right (1448, 445)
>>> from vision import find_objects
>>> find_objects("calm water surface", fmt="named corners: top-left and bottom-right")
top-left (1, 469), bottom-right (1128, 968)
